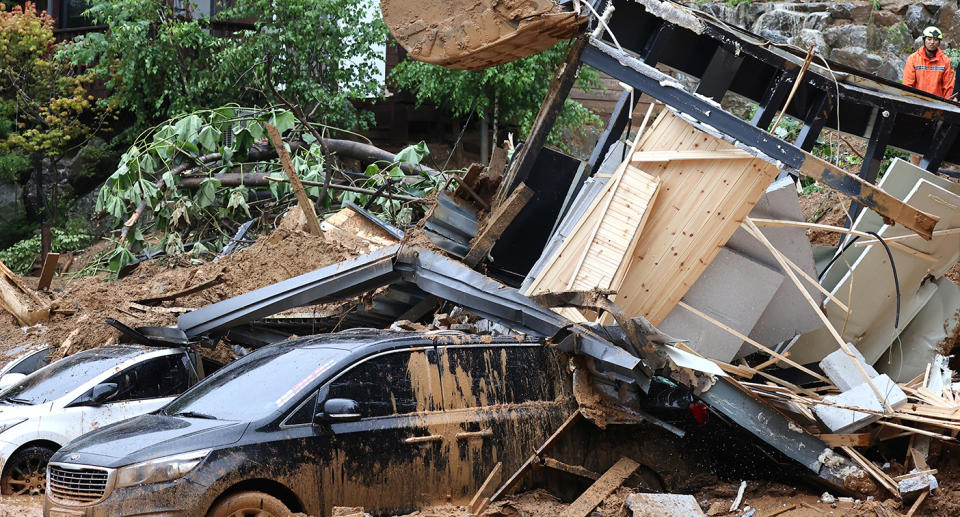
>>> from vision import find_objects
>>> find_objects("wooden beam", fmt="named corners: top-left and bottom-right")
top-left (541, 457), bottom-right (600, 480)
top-left (463, 183), bottom-right (534, 267)
top-left (490, 411), bottom-right (581, 502)
top-left (265, 123), bottom-right (322, 236)
top-left (814, 433), bottom-right (873, 447)
top-left (37, 252), bottom-right (60, 290)
top-left (469, 462), bottom-right (501, 516)
top-left (631, 149), bottom-right (754, 162)
top-left (0, 260), bottom-right (48, 326)
top-left (560, 457), bottom-right (640, 517)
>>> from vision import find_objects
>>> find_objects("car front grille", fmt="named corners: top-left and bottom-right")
top-left (47, 463), bottom-right (113, 505)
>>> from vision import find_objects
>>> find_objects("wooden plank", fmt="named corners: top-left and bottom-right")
top-left (265, 123), bottom-right (322, 236)
top-left (469, 462), bottom-right (501, 515)
top-left (542, 457), bottom-right (600, 480)
top-left (464, 183), bottom-right (534, 267)
top-left (814, 433), bottom-right (873, 447)
top-left (842, 446), bottom-right (900, 497)
top-left (490, 411), bottom-right (581, 502)
top-left (631, 148), bottom-right (754, 162)
top-left (608, 112), bottom-right (780, 325)
top-left (560, 457), bottom-right (640, 517)
top-left (133, 274), bottom-right (222, 305)
top-left (0, 260), bottom-right (49, 326)
top-left (798, 153), bottom-right (938, 240)
top-left (37, 252), bottom-right (60, 290)
top-left (906, 490), bottom-right (928, 517)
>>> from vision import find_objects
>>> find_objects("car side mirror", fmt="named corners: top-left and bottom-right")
top-left (0, 373), bottom-right (25, 391)
top-left (315, 398), bottom-right (360, 424)
top-left (71, 382), bottom-right (119, 407)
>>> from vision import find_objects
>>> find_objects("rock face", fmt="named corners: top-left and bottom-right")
top-left (691, 0), bottom-right (959, 83)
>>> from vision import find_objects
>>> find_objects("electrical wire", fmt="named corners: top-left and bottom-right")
top-left (867, 231), bottom-right (901, 329)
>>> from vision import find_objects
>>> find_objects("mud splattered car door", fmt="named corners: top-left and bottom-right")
top-left (436, 343), bottom-right (573, 501)
top-left (78, 353), bottom-right (195, 433)
top-left (318, 346), bottom-right (448, 515)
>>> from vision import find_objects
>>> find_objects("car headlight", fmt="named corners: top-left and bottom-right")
top-left (0, 418), bottom-right (25, 435)
top-left (115, 449), bottom-right (211, 488)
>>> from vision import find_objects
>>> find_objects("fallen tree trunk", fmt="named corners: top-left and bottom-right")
top-left (179, 173), bottom-right (424, 202)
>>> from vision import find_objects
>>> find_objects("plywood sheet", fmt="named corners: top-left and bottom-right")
top-left (606, 112), bottom-right (781, 325)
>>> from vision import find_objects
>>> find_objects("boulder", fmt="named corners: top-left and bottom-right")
top-left (753, 9), bottom-right (808, 39)
top-left (883, 22), bottom-right (919, 55)
top-left (791, 29), bottom-right (830, 59)
top-left (823, 24), bottom-right (869, 49)
top-left (830, 47), bottom-right (884, 74)
top-left (827, 2), bottom-right (857, 20)
top-left (871, 10), bottom-right (901, 27)
top-left (904, 4), bottom-right (936, 35)
top-left (803, 12), bottom-right (830, 31)
top-left (876, 56), bottom-right (908, 82)
top-left (935, 2), bottom-right (960, 47)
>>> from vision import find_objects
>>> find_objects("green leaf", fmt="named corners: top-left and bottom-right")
top-left (395, 141), bottom-right (429, 165)
top-left (198, 126), bottom-right (222, 153)
top-left (195, 177), bottom-right (220, 208)
top-left (246, 121), bottom-right (264, 140)
top-left (272, 110), bottom-right (297, 135)
top-left (162, 171), bottom-right (176, 189)
top-left (107, 246), bottom-right (136, 275)
top-left (234, 128), bottom-right (254, 156)
top-left (268, 172), bottom-right (289, 199)
top-left (364, 164), bottom-right (379, 177)
top-left (227, 186), bottom-right (251, 217)
top-left (174, 114), bottom-right (203, 142)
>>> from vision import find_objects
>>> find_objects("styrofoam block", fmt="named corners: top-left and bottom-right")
top-left (898, 470), bottom-right (938, 495)
top-left (878, 277), bottom-right (960, 382)
top-left (658, 247), bottom-right (785, 362)
top-left (820, 346), bottom-right (880, 391)
top-left (624, 493), bottom-right (705, 516)
top-left (726, 177), bottom-right (824, 355)
top-left (814, 374), bottom-right (908, 434)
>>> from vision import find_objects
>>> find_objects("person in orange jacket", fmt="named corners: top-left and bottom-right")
top-left (903, 26), bottom-right (957, 100)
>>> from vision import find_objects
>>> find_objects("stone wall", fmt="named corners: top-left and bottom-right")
top-left (693, 0), bottom-right (960, 82)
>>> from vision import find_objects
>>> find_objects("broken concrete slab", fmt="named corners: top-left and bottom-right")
top-left (814, 374), bottom-right (908, 434)
top-left (658, 247), bottom-right (785, 362)
top-left (724, 176), bottom-right (824, 355)
top-left (623, 493), bottom-right (705, 516)
top-left (878, 278), bottom-right (960, 382)
top-left (820, 346), bottom-right (880, 392)
top-left (789, 179), bottom-right (960, 365)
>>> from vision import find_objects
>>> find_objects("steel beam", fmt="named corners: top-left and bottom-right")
top-left (751, 70), bottom-right (794, 130)
top-left (848, 109), bottom-right (896, 223)
top-left (696, 46), bottom-right (744, 102)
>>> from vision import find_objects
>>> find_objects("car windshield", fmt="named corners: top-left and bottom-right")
top-left (0, 348), bottom-right (142, 405)
top-left (164, 346), bottom-right (347, 421)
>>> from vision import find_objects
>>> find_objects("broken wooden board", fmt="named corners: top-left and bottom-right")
top-left (37, 252), bottom-right (60, 291)
top-left (560, 457), bottom-right (640, 517)
top-left (321, 207), bottom-right (400, 252)
top-left (266, 123), bottom-right (322, 236)
top-left (524, 163), bottom-right (660, 298)
top-left (605, 111), bottom-right (781, 325)
top-left (0, 260), bottom-right (49, 326)
top-left (465, 183), bottom-right (534, 267)
top-left (789, 179), bottom-right (960, 365)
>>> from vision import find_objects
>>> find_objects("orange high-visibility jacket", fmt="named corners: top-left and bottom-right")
top-left (903, 47), bottom-right (956, 98)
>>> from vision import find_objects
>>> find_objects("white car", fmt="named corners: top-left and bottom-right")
top-left (0, 345), bottom-right (204, 496)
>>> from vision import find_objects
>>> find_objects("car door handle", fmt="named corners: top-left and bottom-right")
top-left (404, 434), bottom-right (443, 444)
top-left (456, 429), bottom-right (493, 440)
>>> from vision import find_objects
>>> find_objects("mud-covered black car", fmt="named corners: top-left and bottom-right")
top-left (44, 330), bottom-right (574, 517)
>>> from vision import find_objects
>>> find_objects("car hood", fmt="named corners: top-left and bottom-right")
top-left (0, 402), bottom-right (49, 421)
top-left (52, 414), bottom-right (248, 468)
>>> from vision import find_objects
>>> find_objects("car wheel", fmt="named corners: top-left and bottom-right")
top-left (1, 445), bottom-right (53, 496)
top-left (208, 491), bottom-right (292, 517)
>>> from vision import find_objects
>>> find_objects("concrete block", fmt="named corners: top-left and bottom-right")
top-left (658, 247), bottom-right (784, 362)
top-left (814, 374), bottom-right (908, 434)
top-left (624, 493), bottom-right (705, 516)
top-left (726, 177), bottom-right (824, 355)
top-left (898, 470), bottom-right (938, 495)
top-left (819, 346), bottom-right (880, 391)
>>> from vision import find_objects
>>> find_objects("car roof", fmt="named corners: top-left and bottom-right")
top-left (269, 329), bottom-right (541, 357)
top-left (70, 344), bottom-right (181, 360)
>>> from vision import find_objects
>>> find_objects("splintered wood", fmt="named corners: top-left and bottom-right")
top-left (0, 260), bottom-right (49, 326)
top-left (608, 112), bottom-right (780, 325)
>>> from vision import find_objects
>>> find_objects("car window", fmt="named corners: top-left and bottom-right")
top-left (7, 348), bottom-right (53, 376)
top-left (325, 349), bottom-right (439, 418)
top-left (283, 392), bottom-right (318, 427)
top-left (0, 350), bottom-right (139, 405)
top-left (103, 354), bottom-right (193, 402)
top-left (439, 345), bottom-right (560, 410)
top-left (164, 346), bottom-right (348, 421)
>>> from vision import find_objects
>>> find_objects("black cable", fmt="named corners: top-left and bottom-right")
top-left (867, 231), bottom-right (901, 329)
top-left (440, 108), bottom-right (475, 173)
top-left (817, 235), bottom-right (860, 282)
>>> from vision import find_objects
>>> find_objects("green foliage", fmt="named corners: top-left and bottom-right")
top-left (945, 48), bottom-right (960, 69)
top-left (97, 106), bottom-right (448, 275)
top-left (0, 225), bottom-right (93, 275)
top-left (390, 41), bottom-right (601, 149)
top-left (887, 22), bottom-right (918, 56)
top-left (66, 0), bottom-right (388, 138)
